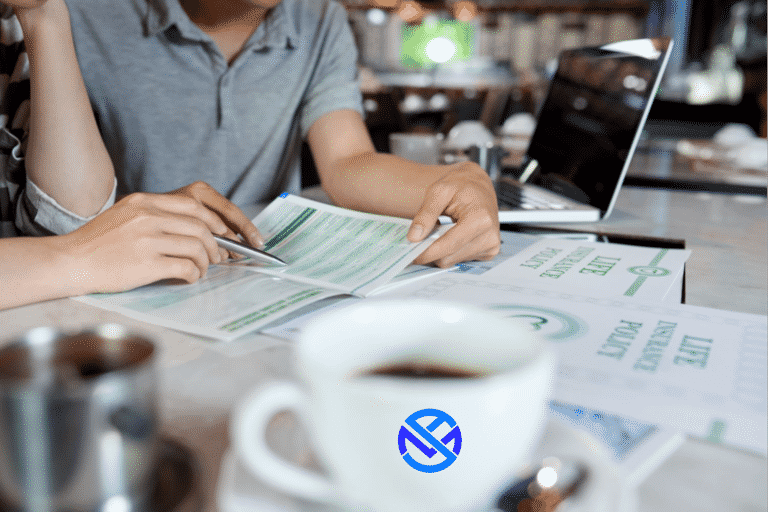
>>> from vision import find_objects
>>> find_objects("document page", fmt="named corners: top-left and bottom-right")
top-left (245, 194), bottom-right (450, 296)
top-left (75, 194), bottom-right (450, 340)
top-left (385, 275), bottom-right (768, 454)
top-left (76, 265), bottom-right (342, 341)
top-left (469, 236), bottom-right (690, 301)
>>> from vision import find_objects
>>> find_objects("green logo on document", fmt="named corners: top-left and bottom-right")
top-left (628, 266), bottom-right (671, 277)
top-left (487, 305), bottom-right (588, 342)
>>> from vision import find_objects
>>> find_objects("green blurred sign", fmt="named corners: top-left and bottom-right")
top-left (400, 20), bottom-right (474, 68)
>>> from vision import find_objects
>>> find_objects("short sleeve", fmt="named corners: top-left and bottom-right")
top-left (17, 176), bottom-right (117, 236)
top-left (299, 2), bottom-right (364, 137)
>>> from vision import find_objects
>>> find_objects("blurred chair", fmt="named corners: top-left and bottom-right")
top-left (480, 81), bottom-right (543, 133)
top-left (362, 90), bottom-right (408, 153)
top-left (480, 87), bottom-right (514, 131)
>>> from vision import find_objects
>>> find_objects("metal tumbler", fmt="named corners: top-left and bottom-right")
top-left (0, 325), bottom-right (159, 512)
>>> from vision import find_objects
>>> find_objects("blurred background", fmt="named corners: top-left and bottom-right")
top-left (302, 0), bottom-right (766, 185)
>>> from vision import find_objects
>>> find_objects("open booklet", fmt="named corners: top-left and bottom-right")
top-left (75, 194), bottom-right (451, 341)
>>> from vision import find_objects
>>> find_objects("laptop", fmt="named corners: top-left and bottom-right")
top-left (495, 37), bottom-right (673, 224)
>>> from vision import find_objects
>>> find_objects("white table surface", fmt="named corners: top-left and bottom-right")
top-left (534, 186), bottom-right (767, 512)
top-left (0, 185), bottom-right (765, 512)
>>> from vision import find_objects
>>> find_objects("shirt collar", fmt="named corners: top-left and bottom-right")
top-left (144, 0), bottom-right (298, 49)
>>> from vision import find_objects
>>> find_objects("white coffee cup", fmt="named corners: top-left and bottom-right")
top-left (232, 300), bottom-right (556, 512)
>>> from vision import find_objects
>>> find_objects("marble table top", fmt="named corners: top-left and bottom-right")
top-left (0, 185), bottom-right (765, 512)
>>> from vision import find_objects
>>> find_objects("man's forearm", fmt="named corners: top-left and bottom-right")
top-left (17, 0), bottom-right (114, 218)
top-left (321, 151), bottom-right (453, 219)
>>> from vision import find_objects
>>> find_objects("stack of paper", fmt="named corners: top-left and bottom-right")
top-left (382, 275), bottom-right (767, 455)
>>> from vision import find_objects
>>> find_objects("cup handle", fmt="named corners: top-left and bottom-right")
top-left (231, 382), bottom-right (334, 503)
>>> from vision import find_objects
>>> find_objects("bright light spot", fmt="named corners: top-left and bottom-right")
top-left (623, 74), bottom-right (639, 89)
top-left (425, 37), bottom-right (457, 64)
top-left (366, 8), bottom-right (387, 26)
top-left (401, 93), bottom-right (426, 112)
top-left (98, 324), bottom-right (127, 340)
top-left (439, 307), bottom-right (464, 324)
top-left (572, 96), bottom-right (588, 110)
top-left (26, 327), bottom-right (57, 347)
top-left (363, 98), bottom-right (379, 112)
top-left (429, 93), bottom-right (450, 110)
top-left (601, 40), bottom-right (661, 60)
top-left (536, 466), bottom-right (558, 488)
top-left (103, 495), bottom-right (131, 512)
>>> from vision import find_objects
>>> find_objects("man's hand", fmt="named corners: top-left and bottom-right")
top-left (167, 181), bottom-right (264, 249)
top-left (305, 109), bottom-right (500, 267)
top-left (407, 162), bottom-right (500, 268)
top-left (59, 192), bottom-right (234, 293)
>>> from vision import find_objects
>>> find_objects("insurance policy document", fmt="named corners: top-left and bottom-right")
top-left (75, 194), bottom-right (450, 341)
top-left (384, 274), bottom-right (768, 454)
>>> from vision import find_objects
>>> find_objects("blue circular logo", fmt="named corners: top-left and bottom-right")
top-left (398, 408), bottom-right (462, 473)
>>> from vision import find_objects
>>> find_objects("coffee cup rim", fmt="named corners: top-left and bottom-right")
top-left (0, 325), bottom-right (155, 389)
top-left (296, 299), bottom-right (549, 382)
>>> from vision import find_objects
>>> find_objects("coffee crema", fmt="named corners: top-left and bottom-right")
top-left (361, 363), bottom-right (484, 380)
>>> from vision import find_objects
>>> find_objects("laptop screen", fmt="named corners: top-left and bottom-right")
top-left (526, 38), bottom-right (672, 213)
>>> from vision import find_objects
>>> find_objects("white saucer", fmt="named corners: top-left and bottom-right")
top-left (216, 418), bottom-right (637, 512)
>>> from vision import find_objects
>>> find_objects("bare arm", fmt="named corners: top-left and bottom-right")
top-left (307, 109), bottom-right (500, 268)
top-left (0, 192), bottom-right (235, 311)
top-left (0, 234), bottom-right (98, 308)
top-left (14, 0), bottom-right (114, 217)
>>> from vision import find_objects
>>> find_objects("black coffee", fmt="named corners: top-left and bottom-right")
top-left (363, 363), bottom-right (482, 380)
top-left (76, 360), bottom-right (112, 379)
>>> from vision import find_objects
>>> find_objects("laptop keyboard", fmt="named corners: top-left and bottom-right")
top-left (496, 179), bottom-right (567, 210)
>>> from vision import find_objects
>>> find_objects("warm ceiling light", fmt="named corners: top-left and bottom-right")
top-left (452, 1), bottom-right (477, 22)
top-left (369, 0), bottom-right (399, 8)
top-left (398, 1), bottom-right (424, 24)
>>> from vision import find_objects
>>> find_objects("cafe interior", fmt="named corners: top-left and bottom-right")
top-left (0, 0), bottom-right (766, 512)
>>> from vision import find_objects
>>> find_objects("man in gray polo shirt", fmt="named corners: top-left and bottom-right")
top-left (64, 0), bottom-right (500, 267)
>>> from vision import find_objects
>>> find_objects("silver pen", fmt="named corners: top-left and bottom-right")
top-left (213, 235), bottom-right (287, 266)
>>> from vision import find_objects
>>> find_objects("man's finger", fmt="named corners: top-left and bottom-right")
top-left (413, 212), bottom-right (498, 265)
top-left (428, 237), bottom-right (500, 268)
top-left (407, 182), bottom-right (456, 242)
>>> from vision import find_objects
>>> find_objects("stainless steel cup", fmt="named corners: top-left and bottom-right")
top-left (0, 325), bottom-right (159, 512)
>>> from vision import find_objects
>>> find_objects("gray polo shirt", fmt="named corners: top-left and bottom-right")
top-left (65, 0), bottom-right (363, 206)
